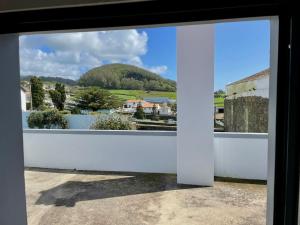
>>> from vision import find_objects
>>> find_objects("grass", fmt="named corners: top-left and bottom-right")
top-left (214, 96), bottom-right (225, 107)
top-left (69, 86), bottom-right (224, 106)
top-left (110, 89), bottom-right (225, 107)
top-left (108, 89), bottom-right (176, 101)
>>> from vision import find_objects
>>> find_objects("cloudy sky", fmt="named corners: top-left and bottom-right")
top-left (19, 27), bottom-right (175, 81)
top-left (19, 20), bottom-right (270, 90)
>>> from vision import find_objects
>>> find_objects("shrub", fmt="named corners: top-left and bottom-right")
top-left (90, 114), bottom-right (134, 130)
top-left (27, 109), bottom-right (68, 129)
top-left (70, 107), bottom-right (81, 114)
top-left (134, 102), bottom-right (145, 119)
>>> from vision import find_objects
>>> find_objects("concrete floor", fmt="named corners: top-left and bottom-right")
top-left (25, 169), bottom-right (266, 225)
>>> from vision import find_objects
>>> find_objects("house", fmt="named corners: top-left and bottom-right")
top-left (20, 87), bottom-right (27, 111)
top-left (159, 102), bottom-right (172, 115)
top-left (123, 99), bottom-right (159, 114)
top-left (123, 99), bottom-right (174, 115)
top-left (224, 69), bottom-right (270, 133)
top-left (226, 68), bottom-right (270, 99)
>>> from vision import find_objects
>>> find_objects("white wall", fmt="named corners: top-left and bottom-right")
top-left (177, 24), bottom-right (214, 186)
top-left (23, 130), bottom-right (177, 174)
top-left (23, 130), bottom-right (268, 180)
top-left (214, 132), bottom-right (268, 180)
top-left (20, 90), bottom-right (26, 111)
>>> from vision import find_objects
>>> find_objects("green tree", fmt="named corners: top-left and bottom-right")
top-left (214, 89), bottom-right (225, 97)
top-left (74, 87), bottom-right (122, 111)
top-left (30, 76), bottom-right (45, 110)
top-left (49, 83), bottom-right (66, 110)
top-left (134, 102), bottom-right (145, 119)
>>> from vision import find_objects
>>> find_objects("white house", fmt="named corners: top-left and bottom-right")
top-left (122, 99), bottom-right (173, 115)
top-left (20, 87), bottom-right (27, 111)
top-left (159, 102), bottom-right (172, 115)
top-left (226, 68), bottom-right (270, 99)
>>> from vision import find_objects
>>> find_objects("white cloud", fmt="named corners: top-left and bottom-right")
top-left (19, 29), bottom-right (168, 79)
top-left (148, 65), bottom-right (168, 74)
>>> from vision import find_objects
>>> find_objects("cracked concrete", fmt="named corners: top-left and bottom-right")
top-left (25, 169), bottom-right (266, 225)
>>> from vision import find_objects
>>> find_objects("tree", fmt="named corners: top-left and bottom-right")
top-left (49, 83), bottom-right (66, 110)
top-left (73, 87), bottom-right (122, 111)
top-left (30, 76), bottom-right (45, 110)
top-left (214, 89), bottom-right (225, 97)
top-left (134, 102), bottom-right (145, 119)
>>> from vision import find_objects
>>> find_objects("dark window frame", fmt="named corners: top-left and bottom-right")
top-left (0, 1), bottom-right (298, 225)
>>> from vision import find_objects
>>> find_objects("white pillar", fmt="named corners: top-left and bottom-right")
top-left (177, 24), bottom-right (215, 186)
top-left (0, 34), bottom-right (27, 225)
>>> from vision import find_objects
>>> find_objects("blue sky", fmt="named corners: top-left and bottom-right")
top-left (138, 20), bottom-right (270, 90)
top-left (20, 20), bottom-right (270, 91)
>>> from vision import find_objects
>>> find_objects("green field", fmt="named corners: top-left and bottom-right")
top-left (214, 96), bottom-right (225, 107)
top-left (108, 89), bottom-right (176, 101)
top-left (109, 89), bottom-right (224, 107)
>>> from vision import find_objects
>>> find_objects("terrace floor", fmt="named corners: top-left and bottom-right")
top-left (25, 169), bottom-right (266, 225)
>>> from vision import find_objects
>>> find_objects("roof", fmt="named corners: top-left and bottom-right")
top-left (227, 68), bottom-right (270, 86)
top-left (142, 102), bottom-right (156, 108)
top-left (126, 99), bottom-right (144, 103)
top-left (143, 97), bottom-right (173, 104)
top-left (21, 86), bottom-right (28, 92)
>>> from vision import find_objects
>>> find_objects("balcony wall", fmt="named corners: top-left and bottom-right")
top-left (214, 132), bottom-right (268, 180)
top-left (23, 130), bottom-right (268, 180)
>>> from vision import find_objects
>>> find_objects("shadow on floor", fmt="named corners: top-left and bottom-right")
top-left (35, 172), bottom-right (197, 207)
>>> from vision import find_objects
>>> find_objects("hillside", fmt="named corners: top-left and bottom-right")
top-left (78, 64), bottom-right (176, 92)
top-left (21, 75), bottom-right (77, 86)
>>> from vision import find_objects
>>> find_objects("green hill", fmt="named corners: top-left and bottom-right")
top-left (21, 75), bottom-right (77, 86)
top-left (78, 63), bottom-right (176, 91)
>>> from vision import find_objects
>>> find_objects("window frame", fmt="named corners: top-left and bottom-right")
top-left (0, 1), bottom-right (298, 225)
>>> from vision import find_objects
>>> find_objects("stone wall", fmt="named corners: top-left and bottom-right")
top-left (224, 96), bottom-right (268, 133)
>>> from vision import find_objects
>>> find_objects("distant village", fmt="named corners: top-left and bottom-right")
top-left (21, 82), bottom-right (176, 114)
top-left (20, 79), bottom-right (177, 130)
top-left (21, 68), bottom-right (270, 132)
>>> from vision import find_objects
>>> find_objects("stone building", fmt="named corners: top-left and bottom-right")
top-left (224, 69), bottom-right (269, 133)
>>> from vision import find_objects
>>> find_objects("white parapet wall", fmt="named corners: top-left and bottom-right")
top-left (214, 132), bottom-right (268, 180)
top-left (23, 130), bottom-right (268, 180)
top-left (23, 130), bottom-right (177, 174)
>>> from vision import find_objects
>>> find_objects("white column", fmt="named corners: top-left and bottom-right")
top-left (177, 24), bottom-right (215, 186)
top-left (0, 34), bottom-right (27, 225)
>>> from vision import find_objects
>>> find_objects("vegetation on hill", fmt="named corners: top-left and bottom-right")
top-left (78, 64), bottom-right (176, 92)
top-left (21, 75), bottom-right (77, 86)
